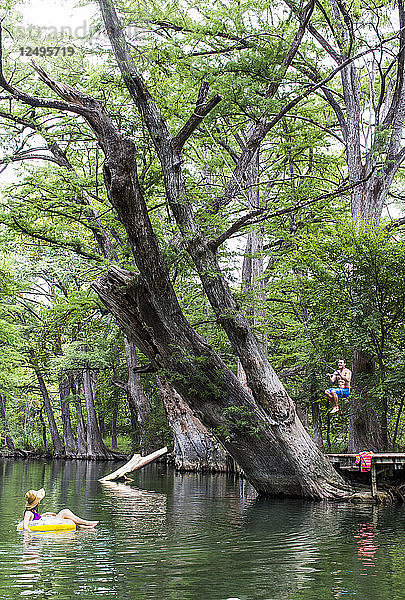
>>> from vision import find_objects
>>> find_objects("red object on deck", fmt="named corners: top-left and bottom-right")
top-left (355, 451), bottom-right (375, 472)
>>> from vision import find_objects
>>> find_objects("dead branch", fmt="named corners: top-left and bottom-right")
top-left (99, 446), bottom-right (168, 481)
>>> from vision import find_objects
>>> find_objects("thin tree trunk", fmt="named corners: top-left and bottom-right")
top-left (0, 395), bottom-right (16, 451)
top-left (310, 375), bottom-right (323, 450)
top-left (238, 131), bottom-right (266, 386)
top-left (23, 394), bottom-right (31, 447)
top-left (311, 402), bottom-right (324, 451)
top-left (126, 393), bottom-right (139, 449)
top-left (29, 350), bottom-right (64, 456)
top-left (381, 388), bottom-right (389, 450)
top-left (393, 393), bottom-right (405, 449)
top-left (326, 413), bottom-right (331, 452)
top-left (82, 368), bottom-right (113, 458)
top-left (39, 408), bottom-right (48, 450)
top-left (72, 374), bottom-right (87, 457)
top-left (59, 373), bottom-right (77, 456)
top-left (111, 402), bottom-right (118, 450)
top-left (157, 376), bottom-right (230, 472)
top-left (98, 413), bottom-right (106, 438)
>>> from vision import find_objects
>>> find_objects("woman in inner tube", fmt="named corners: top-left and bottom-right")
top-left (23, 488), bottom-right (99, 531)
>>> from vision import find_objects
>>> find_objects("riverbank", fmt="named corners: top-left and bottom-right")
top-left (0, 449), bottom-right (129, 460)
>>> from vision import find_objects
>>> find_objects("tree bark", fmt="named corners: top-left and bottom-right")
top-left (59, 373), bottom-right (77, 456)
top-left (124, 336), bottom-right (151, 452)
top-left (82, 368), bottom-right (113, 459)
top-left (29, 351), bottom-right (64, 456)
top-left (0, 395), bottom-right (16, 451)
top-left (157, 376), bottom-right (230, 472)
top-left (71, 373), bottom-right (87, 457)
top-left (348, 350), bottom-right (385, 452)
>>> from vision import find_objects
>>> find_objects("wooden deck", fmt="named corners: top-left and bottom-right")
top-left (327, 453), bottom-right (405, 496)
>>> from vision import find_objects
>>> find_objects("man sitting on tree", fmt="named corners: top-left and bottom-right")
top-left (325, 359), bottom-right (352, 414)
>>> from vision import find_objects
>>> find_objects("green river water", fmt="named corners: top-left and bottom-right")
top-left (1, 459), bottom-right (405, 600)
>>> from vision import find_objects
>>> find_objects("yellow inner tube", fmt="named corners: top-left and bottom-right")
top-left (17, 517), bottom-right (76, 532)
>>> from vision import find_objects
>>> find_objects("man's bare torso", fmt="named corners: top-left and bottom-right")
top-left (336, 368), bottom-right (351, 389)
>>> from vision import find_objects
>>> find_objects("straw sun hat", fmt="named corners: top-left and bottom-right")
top-left (25, 488), bottom-right (45, 509)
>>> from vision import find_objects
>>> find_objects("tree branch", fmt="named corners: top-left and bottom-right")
top-left (173, 82), bottom-right (221, 152)
top-left (147, 19), bottom-right (268, 47)
top-left (278, 364), bottom-right (306, 380)
top-left (0, 152), bottom-right (63, 169)
top-left (132, 362), bottom-right (156, 373)
top-left (209, 171), bottom-right (376, 250)
top-left (385, 215), bottom-right (405, 230)
top-left (112, 377), bottom-right (128, 391)
top-left (213, 34), bottom-right (399, 211)
top-left (0, 26), bottom-right (93, 118)
top-left (296, 63), bottom-right (348, 141)
top-left (0, 102), bottom-right (120, 260)
top-left (5, 217), bottom-right (103, 262)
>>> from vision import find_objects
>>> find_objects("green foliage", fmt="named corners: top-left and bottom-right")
top-left (292, 221), bottom-right (405, 367)
top-left (213, 405), bottom-right (263, 443)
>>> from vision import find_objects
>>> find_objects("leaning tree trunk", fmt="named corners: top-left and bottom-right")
top-left (93, 267), bottom-right (351, 498)
top-left (157, 376), bottom-right (230, 472)
top-left (59, 373), bottom-right (77, 456)
top-left (0, 395), bottom-right (16, 452)
top-left (29, 351), bottom-right (64, 456)
top-left (124, 336), bottom-right (151, 452)
top-left (82, 368), bottom-right (113, 459)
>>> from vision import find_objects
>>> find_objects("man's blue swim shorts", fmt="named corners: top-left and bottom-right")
top-left (327, 388), bottom-right (350, 398)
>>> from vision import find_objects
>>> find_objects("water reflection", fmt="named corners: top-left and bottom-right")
top-left (356, 522), bottom-right (378, 569)
top-left (101, 480), bottom-right (167, 533)
top-left (20, 533), bottom-right (42, 577)
top-left (17, 530), bottom-right (80, 597)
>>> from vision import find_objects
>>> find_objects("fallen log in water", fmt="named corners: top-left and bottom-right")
top-left (98, 446), bottom-right (168, 482)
